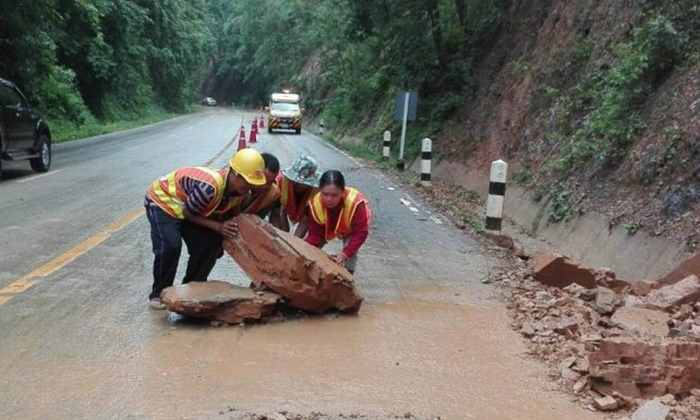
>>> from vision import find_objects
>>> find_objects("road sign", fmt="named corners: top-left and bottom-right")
top-left (395, 91), bottom-right (418, 171)
top-left (394, 91), bottom-right (417, 121)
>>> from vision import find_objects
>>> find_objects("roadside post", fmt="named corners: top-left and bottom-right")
top-left (319, 118), bottom-right (325, 135)
top-left (395, 91), bottom-right (417, 171)
top-left (485, 159), bottom-right (508, 232)
top-left (420, 138), bottom-right (432, 187)
top-left (382, 131), bottom-right (391, 159)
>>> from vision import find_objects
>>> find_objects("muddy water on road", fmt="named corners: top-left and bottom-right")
top-left (1, 286), bottom-right (602, 420)
top-left (129, 290), bottom-right (599, 419)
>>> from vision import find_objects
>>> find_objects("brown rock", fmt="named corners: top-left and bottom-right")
top-left (595, 268), bottom-right (631, 293)
top-left (520, 321), bottom-right (536, 337)
top-left (589, 338), bottom-right (700, 398)
top-left (484, 232), bottom-right (515, 249)
top-left (528, 251), bottom-right (597, 289)
top-left (161, 281), bottom-right (280, 324)
top-left (563, 283), bottom-right (597, 301)
top-left (224, 214), bottom-right (364, 313)
top-left (594, 286), bottom-right (620, 315)
top-left (573, 376), bottom-right (588, 393)
top-left (610, 307), bottom-right (671, 339)
top-left (629, 279), bottom-right (657, 296)
top-left (655, 251), bottom-right (700, 289)
top-left (644, 275), bottom-right (700, 312)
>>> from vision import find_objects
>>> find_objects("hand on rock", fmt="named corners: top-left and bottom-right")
top-left (328, 252), bottom-right (348, 266)
top-left (219, 220), bottom-right (239, 238)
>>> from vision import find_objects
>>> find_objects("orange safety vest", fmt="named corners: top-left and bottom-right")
top-left (147, 167), bottom-right (226, 219)
top-left (210, 168), bottom-right (245, 218)
top-left (309, 187), bottom-right (371, 241)
top-left (278, 174), bottom-right (317, 223)
top-left (243, 181), bottom-right (282, 215)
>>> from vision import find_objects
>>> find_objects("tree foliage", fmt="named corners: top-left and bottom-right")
top-left (6, 0), bottom-right (699, 167)
top-left (0, 0), bottom-right (209, 136)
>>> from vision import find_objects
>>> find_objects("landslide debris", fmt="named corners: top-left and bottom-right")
top-left (493, 250), bottom-right (700, 419)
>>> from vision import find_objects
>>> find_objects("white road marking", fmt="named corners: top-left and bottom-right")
top-left (16, 170), bottom-right (63, 183)
top-left (400, 198), bottom-right (411, 207)
top-left (388, 187), bottom-right (396, 191)
top-left (125, 145), bottom-right (143, 151)
top-left (321, 141), bottom-right (365, 168)
top-left (409, 206), bottom-right (419, 213)
top-left (430, 216), bottom-right (444, 225)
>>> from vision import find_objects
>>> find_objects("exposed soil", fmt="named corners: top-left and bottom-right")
top-left (434, 0), bottom-right (700, 252)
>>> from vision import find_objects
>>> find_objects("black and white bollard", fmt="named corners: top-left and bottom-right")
top-left (383, 131), bottom-right (391, 158)
top-left (421, 138), bottom-right (432, 187)
top-left (485, 159), bottom-right (508, 231)
top-left (319, 119), bottom-right (325, 135)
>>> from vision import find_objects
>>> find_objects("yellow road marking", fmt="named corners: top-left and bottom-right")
top-left (0, 132), bottom-right (239, 306)
top-left (0, 208), bottom-right (145, 305)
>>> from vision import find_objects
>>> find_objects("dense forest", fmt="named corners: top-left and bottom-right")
top-left (0, 0), bottom-right (501, 148)
top-left (3, 0), bottom-right (700, 178)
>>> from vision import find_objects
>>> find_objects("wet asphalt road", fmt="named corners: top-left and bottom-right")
top-left (0, 108), bottom-right (602, 419)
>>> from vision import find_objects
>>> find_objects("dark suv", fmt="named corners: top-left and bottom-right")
top-left (0, 78), bottom-right (51, 181)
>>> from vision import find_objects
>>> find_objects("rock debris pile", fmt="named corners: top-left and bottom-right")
top-left (162, 214), bottom-right (364, 324)
top-left (495, 250), bottom-right (700, 419)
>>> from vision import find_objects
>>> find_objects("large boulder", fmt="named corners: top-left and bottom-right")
top-left (161, 280), bottom-right (281, 324)
top-left (224, 214), bottom-right (364, 314)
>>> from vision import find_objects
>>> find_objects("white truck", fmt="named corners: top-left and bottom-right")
top-left (266, 92), bottom-right (302, 134)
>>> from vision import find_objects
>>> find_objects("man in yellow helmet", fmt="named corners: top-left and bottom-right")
top-left (144, 148), bottom-right (266, 310)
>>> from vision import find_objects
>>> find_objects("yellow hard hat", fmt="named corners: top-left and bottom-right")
top-left (229, 149), bottom-right (266, 186)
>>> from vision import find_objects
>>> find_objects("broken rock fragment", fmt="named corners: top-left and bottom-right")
top-left (610, 307), bottom-right (670, 339)
top-left (589, 338), bottom-right (700, 398)
top-left (528, 251), bottom-right (597, 289)
top-left (655, 251), bottom-right (700, 289)
top-left (644, 274), bottom-right (700, 312)
top-left (161, 281), bottom-right (281, 324)
top-left (594, 286), bottom-right (620, 315)
top-left (631, 399), bottom-right (671, 420)
top-left (593, 395), bottom-right (618, 411)
top-left (224, 214), bottom-right (364, 314)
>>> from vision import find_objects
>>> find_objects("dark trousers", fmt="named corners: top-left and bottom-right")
top-left (146, 204), bottom-right (223, 299)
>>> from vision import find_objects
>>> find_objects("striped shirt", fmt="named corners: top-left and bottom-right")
top-left (181, 176), bottom-right (218, 216)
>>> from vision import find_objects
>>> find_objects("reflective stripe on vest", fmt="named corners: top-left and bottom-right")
top-left (309, 187), bottom-right (370, 241)
top-left (210, 168), bottom-right (244, 217)
top-left (278, 175), bottom-right (316, 223)
top-left (147, 167), bottom-right (225, 219)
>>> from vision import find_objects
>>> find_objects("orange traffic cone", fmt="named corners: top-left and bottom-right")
top-left (259, 116), bottom-right (265, 129)
top-left (250, 119), bottom-right (258, 144)
top-left (237, 125), bottom-right (247, 151)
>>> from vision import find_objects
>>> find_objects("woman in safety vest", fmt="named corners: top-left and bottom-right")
top-left (144, 148), bottom-right (266, 309)
top-left (269, 155), bottom-right (321, 238)
top-left (305, 170), bottom-right (371, 275)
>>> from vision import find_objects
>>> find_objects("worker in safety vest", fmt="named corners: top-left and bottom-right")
top-left (241, 152), bottom-right (281, 217)
top-left (269, 155), bottom-right (321, 238)
top-left (305, 169), bottom-right (371, 275)
top-left (144, 148), bottom-right (266, 309)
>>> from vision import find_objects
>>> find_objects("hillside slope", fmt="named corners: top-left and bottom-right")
top-left (435, 0), bottom-right (700, 254)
